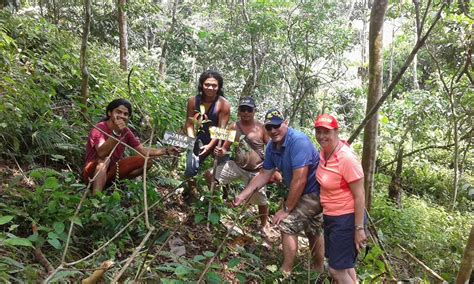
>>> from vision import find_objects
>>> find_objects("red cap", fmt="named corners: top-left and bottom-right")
top-left (314, 114), bottom-right (339, 129)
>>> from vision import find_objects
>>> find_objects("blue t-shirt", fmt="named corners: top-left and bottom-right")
top-left (263, 128), bottom-right (320, 195)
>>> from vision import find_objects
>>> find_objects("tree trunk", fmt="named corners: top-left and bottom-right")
top-left (451, 96), bottom-right (460, 210)
top-left (358, 0), bottom-right (369, 83)
top-left (80, 0), bottom-right (92, 113)
top-left (388, 146), bottom-right (403, 207)
top-left (361, 0), bottom-right (388, 211)
top-left (412, 0), bottom-right (421, 89)
top-left (118, 0), bottom-right (128, 71)
top-left (158, 0), bottom-right (178, 75)
top-left (348, 1), bottom-right (448, 144)
top-left (456, 225), bottom-right (474, 284)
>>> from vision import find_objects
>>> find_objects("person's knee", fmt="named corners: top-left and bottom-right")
top-left (95, 159), bottom-right (110, 173)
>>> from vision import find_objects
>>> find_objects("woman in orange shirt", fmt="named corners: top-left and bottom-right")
top-left (314, 114), bottom-right (366, 283)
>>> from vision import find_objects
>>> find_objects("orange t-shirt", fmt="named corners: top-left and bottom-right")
top-left (316, 141), bottom-right (364, 216)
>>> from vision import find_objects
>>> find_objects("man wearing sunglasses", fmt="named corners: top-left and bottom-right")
top-left (233, 109), bottom-right (324, 276)
top-left (212, 97), bottom-right (281, 234)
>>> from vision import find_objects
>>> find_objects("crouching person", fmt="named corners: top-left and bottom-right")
top-left (82, 98), bottom-right (178, 195)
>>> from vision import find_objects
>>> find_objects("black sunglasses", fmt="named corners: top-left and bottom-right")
top-left (239, 106), bottom-right (254, 113)
top-left (265, 124), bottom-right (281, 131)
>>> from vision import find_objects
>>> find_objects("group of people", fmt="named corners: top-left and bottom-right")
top-left (82, 70), bottom-right (367, 283)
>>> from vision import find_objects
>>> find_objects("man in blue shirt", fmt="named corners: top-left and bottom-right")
top-left (234, 109), bottom-right (324, 275)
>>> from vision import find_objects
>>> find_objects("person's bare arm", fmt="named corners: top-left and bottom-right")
top-left (185, 97), bottom-right (196, 138)
top-left (272, 166), bottom-right (308, 225)
top-left (234, 169), bottom-right (274, 206)
top-left (350, 178), bottom-right (367, 252)
top-left (134, 145), bottom-right (180, 157)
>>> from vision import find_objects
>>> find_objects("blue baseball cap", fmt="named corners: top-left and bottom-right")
top-left (264, 109), bottom-right (284, 125)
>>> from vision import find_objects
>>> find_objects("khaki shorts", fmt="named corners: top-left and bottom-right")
top-left (213, 160), bottom-right (267, 206)
top-left (279, 192), bottom-right (323, 236)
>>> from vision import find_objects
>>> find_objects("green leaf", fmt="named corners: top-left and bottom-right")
top-left (194, 214), bottom-right (205, 224)
top-left (50, 154), bottom-right (65, 160)
top-left (228, 258), bottom-right (241, 268)
top-left (47, 238), bottom-right (61, 249)
top-left (174, 265), bottom-right (190, 278)
top-left (236, 273), bottom-right (246, 283)
top-left (266, 264), bottom-right (278, 272)
top-left (193, 255), bottom-right (206, 262)
top-left (0, 216), bottom-right (14, 225)
top-left (53, 222), bottom-right (65, 234)
top-left (27, 233), bottom-right (39, 242)
top-left (4, 238), bottom-right (33, 247)
top-left (69, 216), bottom-right (83, 227)
top-left (48, 232), bottom-right (59, 240)
top-left (203, 251), bottom-right (215, 258)
top-left (208, 212), bottom-right (219, 225)
top-left (44, 176), bottom-right (59, 189)
top-left (206, 271), bottom-right (221, 284)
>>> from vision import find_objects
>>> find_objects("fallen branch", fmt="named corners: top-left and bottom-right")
top-left (135, 217), bottom-right (188, 280)
top-left (112, 228), bottom-right (155, 282)
top-left (31, 224), bottom-right (54, 275)
top-left (81, 260), bottom-right (114, 284)
top-left (366, 210), bottom-right (395, 278)
top-left (396, 244), bottom-right (446, 282)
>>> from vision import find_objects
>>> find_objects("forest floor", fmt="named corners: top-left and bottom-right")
top-left (0, 159), bottom-right (421, 282)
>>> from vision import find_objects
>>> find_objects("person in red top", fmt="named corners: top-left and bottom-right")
top-left (314, 114), bottom-right (367, 283)
top-left (83, 99), bottom-right (178, 195)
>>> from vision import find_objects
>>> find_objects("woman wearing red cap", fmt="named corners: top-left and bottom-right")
top-left (314, 114), bottom-right (366, 283)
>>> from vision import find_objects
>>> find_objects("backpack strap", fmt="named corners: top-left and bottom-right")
top-left (235, 122), bottom-right (264, 160)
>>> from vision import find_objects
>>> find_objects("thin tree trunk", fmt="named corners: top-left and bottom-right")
top-left (456, 225), bottom-right (474, 284)
top-left (118, 0), bottom-right (128, 71)
top-left (158, 0), bottom-right (178, 75)
top-left (80, 0), bottom-right (92, 113)
top-left (362, 0), bottom-right (388, 211)
top-left (348, 1), bottom-right (448, 144)
top-left (412, 0), bottom-right (421, 89)
top-left (359, 0), bottom-right (369, 83)
top-left (388, 146), bottom-right (403, 207)
top-left (388, 23), bottom-right (394, 85)
top-left (451, 95), bottom-right (460, 210)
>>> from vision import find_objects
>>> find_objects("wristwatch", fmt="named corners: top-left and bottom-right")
top-left (283, 204), bottom-right (290, 213)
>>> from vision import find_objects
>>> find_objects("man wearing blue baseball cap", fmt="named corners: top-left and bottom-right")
top-left (233, 109), bottom-right (324, 276)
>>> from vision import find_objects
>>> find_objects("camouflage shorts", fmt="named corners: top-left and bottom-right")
top-left (279, 192), bottom-right (323, 236)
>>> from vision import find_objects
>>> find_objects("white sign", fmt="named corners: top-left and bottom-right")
top-left (162, 132), bottom-right (195, 149)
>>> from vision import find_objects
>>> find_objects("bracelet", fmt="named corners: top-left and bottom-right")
top-left (355, 225), bottom-right (365, 231)
top-left (112, 130), bottom-right (121, 138)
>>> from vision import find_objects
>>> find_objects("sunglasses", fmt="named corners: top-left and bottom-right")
top-left (265, 124), bottom-right (281, 131)
top-left (239, 106), bottom-right (254, 113)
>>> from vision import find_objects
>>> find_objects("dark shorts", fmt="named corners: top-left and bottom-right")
top-left (324, 213), bottom-right (357, 270)
top-left (184, 134), bottom-right (211, 177)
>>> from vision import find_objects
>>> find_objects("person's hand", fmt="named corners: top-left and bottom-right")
top-left (114, 114), bottom-right (127, 132)
top-left (272, 209), bottom-right (289, 225)
top-left (199, 144), bottom-right (212, 156)
top-left (268, 171), bottom-right (283, 184)
top-left (166, 146), bottom-right (181, 156)
top-left (213, 146), bottom-right (227, 157)
top-left (232, 196), bottom-right (244, 207)
top-left (354, 228), bottom-right (367, 253)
